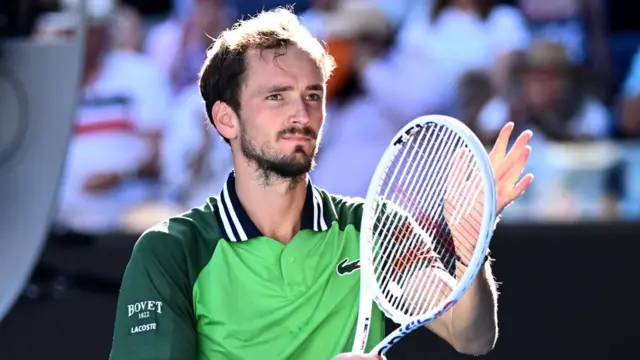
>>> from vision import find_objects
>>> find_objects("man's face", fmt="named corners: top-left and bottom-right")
top-left (235, 46), bottom-right (325, 180)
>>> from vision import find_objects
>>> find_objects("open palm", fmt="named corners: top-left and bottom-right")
top-left (443, 122), bottom-right (534, 269)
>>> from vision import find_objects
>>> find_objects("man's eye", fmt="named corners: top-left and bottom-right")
top-left (307, 93), bottom-right (322, 101)
top-left (266, 94), bottom-right (282, 100)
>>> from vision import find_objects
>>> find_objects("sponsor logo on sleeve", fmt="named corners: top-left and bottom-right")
top-left (126, 300), bottom-right (163, 334)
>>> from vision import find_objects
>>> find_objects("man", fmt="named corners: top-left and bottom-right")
top-left (109, 8), bottom-right (533, 360)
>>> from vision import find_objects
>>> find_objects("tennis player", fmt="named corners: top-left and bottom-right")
top-left (109, 8), bottom-right (533, 360)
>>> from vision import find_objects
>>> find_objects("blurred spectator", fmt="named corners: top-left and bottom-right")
top-left (516, 0), bottom-right (609, 95)
top-left (300, 0), bottom-right (391, 102)
top-left (119, 82), bottom-right (234, 233)
top-left (35, 5), bottom-right (172, 235)
top-left (311, 1), bottom-right (433, 197)
top-left (619, 47), bottom-right (640, 138)
top-left (476, 39), bottom-right (613, 220)
top-left (395, 0), bottom-right (531, 113)
top-left (144, 0), bottom-right (233, 94)
top-left (477, 39), bottom-right (609, 143)
top-left (108, 4), bottom-right (145, 52)
top-left (457, 70), bottom-right (494, 132)
top-left (299, 0), bottom-right (350, 101)
top-left (159, 84), bottom-right (233, 208)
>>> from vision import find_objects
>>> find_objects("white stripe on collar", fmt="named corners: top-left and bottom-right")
top-left (215, 196), bottom-right (238, 242)
top-left (223, 180), bottom-right (248, 241)
top-left (312, 187), bottom-right (328, 231)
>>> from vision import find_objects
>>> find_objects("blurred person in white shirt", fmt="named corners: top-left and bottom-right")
top-left (35, 5), bottom-right (173, 235)
top-left (118, 83), bottom-right (234, 234)
top-left (395, 0), bottom-right (531, 113)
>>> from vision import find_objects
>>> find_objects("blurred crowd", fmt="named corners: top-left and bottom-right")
top-left (15, 0), bottom-right (640, 234)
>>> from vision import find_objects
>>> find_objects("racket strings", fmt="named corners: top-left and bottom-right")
top-left (392, 135), bottom-right (476, 315)
top-left (372, 126), bottom-right (456, 312)
top-left (372, 126), bottom-right (448, 291)
top-left (366, 124), bottom-right (487, 319)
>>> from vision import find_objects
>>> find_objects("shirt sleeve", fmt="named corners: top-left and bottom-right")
top-left (109, 229), bottom-right (197, 360)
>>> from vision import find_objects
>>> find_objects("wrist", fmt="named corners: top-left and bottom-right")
top-left (456, 250), bottom-right (491, 267)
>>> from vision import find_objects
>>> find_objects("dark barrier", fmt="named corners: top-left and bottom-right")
top-left (0, 223), bottom-right (637, 360)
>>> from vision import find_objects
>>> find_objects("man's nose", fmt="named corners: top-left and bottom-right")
top-left (290, 96), bottom-right (311, 125)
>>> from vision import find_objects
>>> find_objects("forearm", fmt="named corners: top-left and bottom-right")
top-left (447, 262), bottom-right (498, 354)
top-left (132, 132), bottom-right (163, 178)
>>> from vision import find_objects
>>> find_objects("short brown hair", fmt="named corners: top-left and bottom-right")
top-left (198, 7), bottom-right (336, 142)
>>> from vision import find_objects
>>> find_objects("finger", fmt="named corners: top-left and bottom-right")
top-left (510, 173), bottom-right (534, 199)
top-left (496, 144), bottom-right (531, 182)
top-left (507, 130), bottom-right (533, 156)
top-left (505, 130), bottom-right (533, 158)
top-left (494, 132), bottom-right (531, 179)
top-left (488, 122), bottom-right (514, 163)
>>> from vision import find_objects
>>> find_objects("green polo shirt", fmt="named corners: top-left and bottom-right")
top-left (109, 173), bottom-right (386, 360)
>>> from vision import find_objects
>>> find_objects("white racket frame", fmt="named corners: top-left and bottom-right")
top-left (352, 115), bottom-right (497, 355)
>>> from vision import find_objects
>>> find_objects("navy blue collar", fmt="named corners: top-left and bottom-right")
top-left (214, 172), bottom-right (332, 242)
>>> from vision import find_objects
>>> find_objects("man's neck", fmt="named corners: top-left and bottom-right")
top-left (233, 164), bottom-right (308, 245)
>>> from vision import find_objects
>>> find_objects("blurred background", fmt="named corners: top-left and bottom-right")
top-left (0, 0), bottom-right (638, 359)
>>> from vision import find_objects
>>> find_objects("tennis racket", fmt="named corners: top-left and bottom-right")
top-left (352, 114), bottom-right (497, 355)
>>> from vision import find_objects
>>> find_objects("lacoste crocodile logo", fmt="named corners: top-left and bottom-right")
top-left (336, 258), bottom-right (361, 276)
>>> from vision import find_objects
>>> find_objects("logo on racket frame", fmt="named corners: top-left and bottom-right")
top-left (376, 300), bottom-right (457, 354)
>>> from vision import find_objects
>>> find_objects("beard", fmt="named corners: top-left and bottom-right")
top-left (239, 121), bottom-right (319, 184)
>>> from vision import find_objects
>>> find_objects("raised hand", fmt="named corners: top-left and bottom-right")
top-left (488, 122), bottom-right (534, 214)
top-left (443, 122), bottom-right (534, 269)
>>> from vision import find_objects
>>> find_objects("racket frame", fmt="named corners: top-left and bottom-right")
top-left (353, 115), bottom-right (498, 355)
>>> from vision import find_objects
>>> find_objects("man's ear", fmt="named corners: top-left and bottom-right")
top-left (212, 101), bottom-right (238, 141)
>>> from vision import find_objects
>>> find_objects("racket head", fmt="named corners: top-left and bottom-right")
top-left (359, 114), bottom-right (497, 329)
